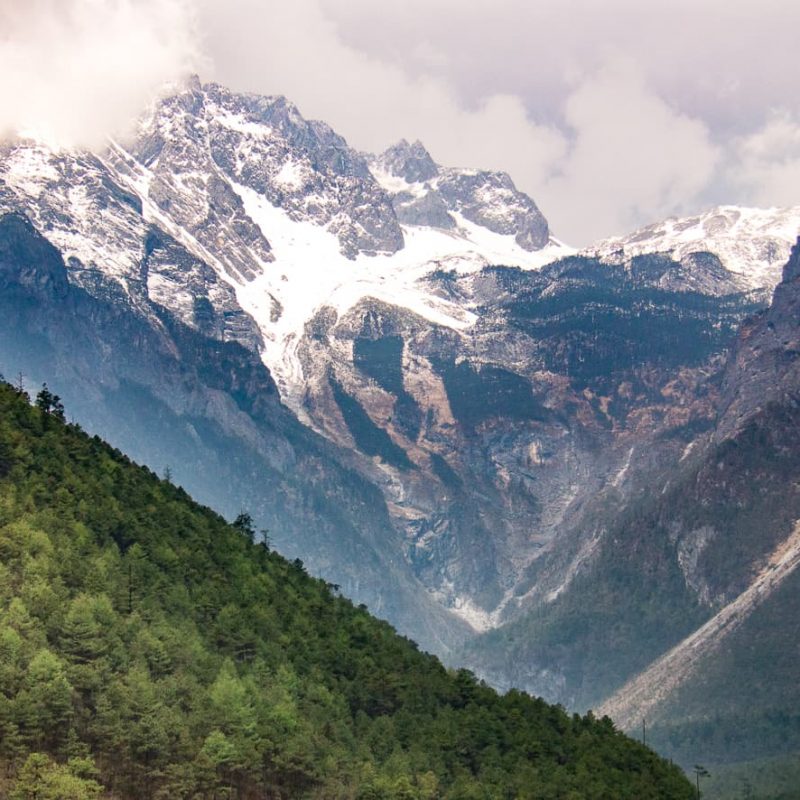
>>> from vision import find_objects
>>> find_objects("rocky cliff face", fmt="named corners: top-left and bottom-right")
top-left (0, 79), bottom-right (578, 638)
top-left (371, 139), bottom-right (551, 250)
top-left (287, 250), bottom-right (762, 635)
top-left (461, 240), bottom-right (800, 775)
top-left (597, 241), bottom-right (800, 770)
top-left (716, 240), bottom-right (800, 439)
top-left (125, 79), bottom-right (404, 261)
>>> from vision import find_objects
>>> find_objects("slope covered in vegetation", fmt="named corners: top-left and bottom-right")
top-left (0, 380), bottom-right (692, 799)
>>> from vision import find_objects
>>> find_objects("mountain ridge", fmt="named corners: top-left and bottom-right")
top-left (0, 78), bottom-right (792, 642)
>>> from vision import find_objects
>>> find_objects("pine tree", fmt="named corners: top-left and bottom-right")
top-left (35, 384), bottom-right (65, 423)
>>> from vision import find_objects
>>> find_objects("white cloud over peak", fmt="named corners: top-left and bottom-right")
top-left (539, 60), bottom-right (721, 242)
top-left (195, 0), bottom-right (567, 196)
top-left (195, 1), bottom-right (724, 243)
top-left (729, 113), bottom-right (800, 208)
top-left (0, 0), bottom-right (203, 149)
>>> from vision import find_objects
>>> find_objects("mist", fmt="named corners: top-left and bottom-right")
top-left (0, 0), bottom-right (202, 150)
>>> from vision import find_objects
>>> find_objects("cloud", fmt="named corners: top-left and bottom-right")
top-left (301, 0), bottom-right (799, 242)
top-left (316, 0), bottom-right (800, 138)
top-left (728, 113), bottom-right (800, 208)
top-left (539, 60), bottom-right (721, 243)
top-left (197, 1), bottom-right (724, 244)
top-left (0, 0), bottom-right (203, 149)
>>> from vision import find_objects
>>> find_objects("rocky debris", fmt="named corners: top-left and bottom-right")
top-left (597, 522), bottom-right (800, 730)
top-left (290, 252), bottom-right (760, 627)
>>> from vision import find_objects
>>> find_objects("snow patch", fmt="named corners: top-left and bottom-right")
top-left (370, 164), bottom-right (428, 198)
top-left (3, 144), bottom-right (60, 197)
top-left (273, 160), bottom-right (307, 191)
top-left (212, 110), bottom-right (273, 139)
top-left (227, 181), bottom-right (569, 408)
top-left (612, 447), bottom-right (634, 488)
top-left (680, 441), bottom-right (697, 461)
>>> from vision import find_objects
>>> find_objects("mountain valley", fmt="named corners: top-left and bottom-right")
top-left (1, 76), bottom-right (800, 789)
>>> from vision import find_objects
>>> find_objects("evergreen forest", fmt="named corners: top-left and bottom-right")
top-left (0, 380), bottom-right (694, 799)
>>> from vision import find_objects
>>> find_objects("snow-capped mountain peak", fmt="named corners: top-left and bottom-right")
top-left (0, 78), bottom-right (572, 406)
top-left (584, 205), bottom-right (800, 295)
top-left (377, 139), bottom-right (440, 184)
top-left (4, 77), bottom-right (797, 411)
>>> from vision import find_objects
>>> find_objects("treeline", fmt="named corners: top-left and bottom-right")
top-left (0, 380), bottom-right (693, 798)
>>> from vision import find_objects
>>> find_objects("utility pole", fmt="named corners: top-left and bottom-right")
top-left (693, 764), bottom-right (709, 799)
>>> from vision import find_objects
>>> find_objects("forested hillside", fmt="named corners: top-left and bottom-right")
top-left (0, 380), bottom-right (692, 798)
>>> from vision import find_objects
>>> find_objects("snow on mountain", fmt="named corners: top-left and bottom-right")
top-left (1, 79), bottom-right (795, 424)
top-left (370, 139), bottom-right (553, 252)
top-left (4, 78), bottom-right (799, 697)
top-left (0, 143), bottom-right (145, 290)
top-left (229, 179), bottom-right (570, 405)
top-left (0, 80), bottom-right (572, 408)
top-left (0, 137), bottom-right (266, 351)
top-left (584, 205), bottom-right (800, 295)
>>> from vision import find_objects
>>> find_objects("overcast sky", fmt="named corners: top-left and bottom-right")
top-left (1, 0), bottom-right (798, 245)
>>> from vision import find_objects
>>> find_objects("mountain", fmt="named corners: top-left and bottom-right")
top-left (2, 79), bottom-right (800, 783)
top-left (370, 139), bottom-right (551, 251)
top-left (0, 211), bottom-right (469, 655)
top-left (0, 379), bottom-right (694, 799)
top-left (0, 77), bottom-right (580, 653)
top-left (595, 241), bottom-right (800, 759)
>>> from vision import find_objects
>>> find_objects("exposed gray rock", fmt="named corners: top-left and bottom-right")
top-left (716, 237), bottom-right (800, 440)
top-left (379, 139), bottom-right (440, 183)
top-left (142, 226), bottom-right (264, 351)
top-left (124, 81), bottom-right (405, 262)
top-left (292, 255), bottom-right (760, 628)
top-left (191, 82), bottom-right (403, 258)
top-left (0, 210), bottom-right (471, 656)
top-left (436, 170), bottom-right (549, 250)
top-left (393, 190), bottom-right (456, 229)
top-left (676, 251), bottom-right (746, 295)
top-left (371, 139), bottom-right (551, 250)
